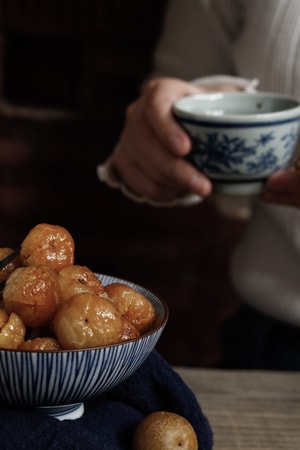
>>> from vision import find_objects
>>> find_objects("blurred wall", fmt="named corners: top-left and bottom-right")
top-left (0, 0), bottom-right (245, 367)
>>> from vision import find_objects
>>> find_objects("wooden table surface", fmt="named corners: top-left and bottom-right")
top-left (176, 367), bottom-right (300, 450)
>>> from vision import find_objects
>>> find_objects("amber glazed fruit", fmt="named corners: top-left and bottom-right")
top-left (132, 411), bottom-right (198, 450)
top-left (20, 223), bottom-right (74, 270)
top-left (3, 265), bottom-right (61, 327)
top-left (52, 292), bottom-right (124, 349)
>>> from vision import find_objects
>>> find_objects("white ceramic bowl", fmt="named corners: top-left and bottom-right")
top-left (0, 274), bottom-right (168, 421)
top-left (173, 92), bottom-right (300, 195)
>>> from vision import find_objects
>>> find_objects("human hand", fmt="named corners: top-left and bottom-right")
top-left (107, 77), bottom-right (212, 203)
top-left (260, 162), bottom-right (300, 208)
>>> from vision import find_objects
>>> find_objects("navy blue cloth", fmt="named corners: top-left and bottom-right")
top-left (0, 350), bottom-right (213, 449)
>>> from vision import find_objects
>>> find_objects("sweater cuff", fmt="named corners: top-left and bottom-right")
top-left (96, 162), bottom-right (202, 207)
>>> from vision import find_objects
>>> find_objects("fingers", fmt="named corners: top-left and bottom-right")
top-left (107, 77), bottom-right (212, 202)
top-left (138, 148), bottom-right (212, 200)
top-left (262, 191), bottom-right (300, 208)
top-left (111, 118), bottom-right (211, 201)
top-left (261, 170), bottom-right (300, 208)
top-left (143, 78), bottom-right (201, 156)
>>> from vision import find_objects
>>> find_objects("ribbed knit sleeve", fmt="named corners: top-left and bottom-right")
top-left (151, 0), bottom-right (246, 80)
top-left (152, 0), bottom-right (300, 100)
top-left (234, 0), bottom-right (300, 97)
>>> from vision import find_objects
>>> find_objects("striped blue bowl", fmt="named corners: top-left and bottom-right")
top-left (0, 274), bottom-right (168, 420)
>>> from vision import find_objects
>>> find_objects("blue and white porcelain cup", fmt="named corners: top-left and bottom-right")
top-left (173, 92), bottom-right (300, 195)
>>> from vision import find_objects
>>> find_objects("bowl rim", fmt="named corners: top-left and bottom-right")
top-left (173, 91), bottom-right (300, 124)
top-left (0, 273), bottom-right (169, 354)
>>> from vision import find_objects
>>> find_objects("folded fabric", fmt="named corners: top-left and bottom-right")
top-left (0, 350), bottom-right (213, 449)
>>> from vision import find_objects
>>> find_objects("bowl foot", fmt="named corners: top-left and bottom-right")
top-left (37, 402), bottom-right (85, 421)
top-left (212, 180), bottom-right (265, 196)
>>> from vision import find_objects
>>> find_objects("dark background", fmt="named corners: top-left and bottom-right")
top-left (0, 0), bottom-right (245, 367)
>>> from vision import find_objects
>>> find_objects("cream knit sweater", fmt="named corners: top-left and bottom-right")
top-left (152, 0), bottom-right (300, 325)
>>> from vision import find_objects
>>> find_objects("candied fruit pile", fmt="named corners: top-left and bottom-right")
top-left (0, 223), bottom-right (156, 351)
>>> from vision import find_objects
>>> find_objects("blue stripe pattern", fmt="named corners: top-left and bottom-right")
top-left (0, 274), bottom-right (168, 409)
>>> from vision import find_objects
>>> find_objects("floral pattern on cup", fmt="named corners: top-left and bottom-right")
top-left (186, 126), bottom-right (299, 177)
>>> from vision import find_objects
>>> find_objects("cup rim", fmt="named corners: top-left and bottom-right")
top-left (173, 91), bottom-right (300, 124)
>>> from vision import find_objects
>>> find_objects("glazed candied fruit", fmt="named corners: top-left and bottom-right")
top-left (3, 265), bottom-right (61, 327)
top-left (21, 223), bottom-right (75, 271)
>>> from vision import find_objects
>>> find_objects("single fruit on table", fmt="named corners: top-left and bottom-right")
top-left (132, 411), bottom-right (198, 450)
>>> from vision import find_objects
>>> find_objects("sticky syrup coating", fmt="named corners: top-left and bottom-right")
top-left (0, 307), bottom-right (9, 329)
top-left (19, 337), bottom-right (61, 351)
top-left (120, 316), bottom-right (140, 342)
top-left (20, 223), bottom-right (75, 271)
top-left (105, 283), bottom-right (156, 333)
top-left (52, 292), bottom-right (123, 349)
top-left (1, 223), bottom-right (158, 351)
top-left (0, 312), bottom-right (26, 350)
top-left (0, 247), bottom-right (23, 283)
top-left (58, 265), bottom-right (105, 302)
top-left (3, 265), bottom-right (61, 328)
